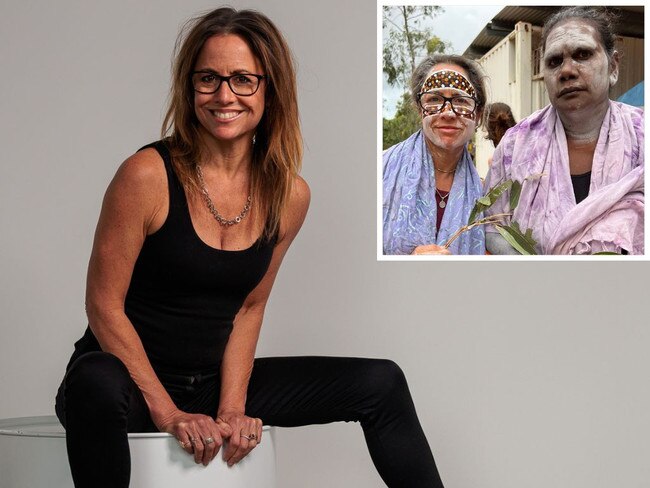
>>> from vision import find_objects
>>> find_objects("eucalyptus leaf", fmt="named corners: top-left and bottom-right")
top-left (509, 180), bottom-right (522, 209)
top-left (468, 180), bottom-right (513, 224)
top-left (495, 222), bottom-right (538, 255)
top-left (495, 226), bottom-right (528, 254)
top-left (513, 223), bottom-right (537, 254)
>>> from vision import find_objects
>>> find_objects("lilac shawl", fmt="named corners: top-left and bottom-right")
top-left (485, 101), bottom-right (644, 254)
top-left (383, 130), bottom-right (485, 255)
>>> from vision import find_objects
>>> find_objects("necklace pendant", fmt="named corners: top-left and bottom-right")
top-left (439, 200), bottom-right (446, 209)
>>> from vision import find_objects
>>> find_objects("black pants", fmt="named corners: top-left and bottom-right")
top-left (55, 352), bottom-right (444, 488)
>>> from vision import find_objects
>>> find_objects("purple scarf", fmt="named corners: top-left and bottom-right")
top-left (383, 130), bottom-right (485, 255)
top-left (485, 101), bottom-right (644, 254)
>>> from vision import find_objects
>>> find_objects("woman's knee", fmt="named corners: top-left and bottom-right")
top-left (63, 352), bottom-right (132, 415)
top-left (356, 359), bottom-right (409, 401)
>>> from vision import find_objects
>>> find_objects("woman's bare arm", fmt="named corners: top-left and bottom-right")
top-left (85, 149), bottom-right (227, 465)
top-left (85, 149), bottom-right (177, 421)
top-left (217, 176), bottom-right (310, 465)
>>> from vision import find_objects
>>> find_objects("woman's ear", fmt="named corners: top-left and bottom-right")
top-left (609, 50), bottom-right (620, 87)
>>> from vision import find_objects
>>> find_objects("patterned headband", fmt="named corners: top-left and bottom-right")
top-left (420, 69), bottom-right (476, 98)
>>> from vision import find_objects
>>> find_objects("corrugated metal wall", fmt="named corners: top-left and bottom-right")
top-left (475, 23), bottom-right (532, 178)
top-left (612, 36), bottom-right (644, 100)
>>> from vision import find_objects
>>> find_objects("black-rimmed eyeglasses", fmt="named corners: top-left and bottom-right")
top-left (191, 71), bottom-right (267, 96)
top-left (417, 92), bottom-right (477, 117)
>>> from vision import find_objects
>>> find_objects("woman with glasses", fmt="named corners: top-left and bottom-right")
top-left (55, 7), bottom-right (445, 488)
top-left (383, 54), bottom-right (487, 255)
top-left (484, 7), bottom-right (644, 255)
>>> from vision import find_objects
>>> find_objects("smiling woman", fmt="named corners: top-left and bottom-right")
top-left (484, 6), bottom-right (644, 255)
top-left (53, 6), bottom-right (446, 488)
top-left (383, 54), bottom-right (488, 255)
top-left (192, 35), bottom-right (266, 145)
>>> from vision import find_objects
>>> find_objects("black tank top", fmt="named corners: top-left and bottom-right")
top-left (70, 141), bottom-right (276, 375)
top-left (571, 171), bottom-right (591, 204)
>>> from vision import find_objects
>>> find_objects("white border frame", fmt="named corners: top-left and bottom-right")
top-left (377, 1), bottom-right (649, 261)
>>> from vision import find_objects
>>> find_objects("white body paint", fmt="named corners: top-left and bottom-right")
top-left (420, 63), bottom-right (478, 169)
top-left (542, 20), bottom-right (619, 142)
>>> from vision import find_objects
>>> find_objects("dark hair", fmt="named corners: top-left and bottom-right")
top-left (161, 7), bottom-right (301, 240)
top-left (541, 6), bottom-right (619, 62)
top-left (411, 54), bottom-right (488, 126)
top-left (485, 103), bottom-right (516, 147)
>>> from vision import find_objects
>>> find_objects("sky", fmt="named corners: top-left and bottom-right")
top-left (382, 5), bottom-right (504, 118)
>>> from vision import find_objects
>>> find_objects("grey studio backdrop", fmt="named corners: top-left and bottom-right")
top-left (1, 1), bottom-right (648, 487)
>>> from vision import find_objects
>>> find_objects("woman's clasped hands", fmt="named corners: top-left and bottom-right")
top-left (158, 410), bottom-right (262, 467)
top-left (217, 411), bottom-right (264, 467)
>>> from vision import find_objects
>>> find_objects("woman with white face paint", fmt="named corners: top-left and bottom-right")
top-left (484, 7), bottom-right (644, 255)
top-left (383, 55), bottom-right (487, 255)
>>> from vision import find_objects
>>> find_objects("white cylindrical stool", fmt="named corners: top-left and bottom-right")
top-left (0, 416), bottom-right (277, 488)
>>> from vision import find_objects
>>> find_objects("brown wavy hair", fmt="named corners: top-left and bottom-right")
top-left (485, 102), bottom-right (516, 147)
top-left (161, 7), bottom-right (302, 240)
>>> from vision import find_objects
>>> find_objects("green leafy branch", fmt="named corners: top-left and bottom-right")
top-left (443, 179), bottom-right (538, 255)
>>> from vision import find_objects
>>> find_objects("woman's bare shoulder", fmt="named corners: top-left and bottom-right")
top-left (280, 175), bottom-right (310, 242)
top-left (102, 147), bottom-right (169, 234)
top-left (288, 175), bottom-right (310, 220)
top-left (290, 175), bottom-right (311, 209)
top-left (113, 147), bottom-right (166, 190)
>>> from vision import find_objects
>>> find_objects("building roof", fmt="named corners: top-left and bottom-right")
top-left (463, 5), bottom-right (644, 59)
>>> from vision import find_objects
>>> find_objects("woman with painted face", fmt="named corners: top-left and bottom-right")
top-left (484, 7), bottom-right (644, 255)
top-left (383, 54), bottom-right (487, 255)
top-left (54, 7), bottom-right (445, 488)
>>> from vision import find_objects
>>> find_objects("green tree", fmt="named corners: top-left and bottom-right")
top-left (383, 93), bottom-right (420, 150)
top-left (382, 6), bottom-right (451, 147)
top-left (426, 35), bottom-right (451, 56)
top-left (382, 6), bottom-right (448, 91)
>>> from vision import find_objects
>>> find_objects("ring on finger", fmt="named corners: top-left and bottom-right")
top-left (204, 437), bottom-right (215, 445)
top-left (178, 440), bottom-right (189, 448)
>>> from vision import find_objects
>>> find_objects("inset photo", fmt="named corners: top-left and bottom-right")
top-left (379, 5), bottom-right (644, 258)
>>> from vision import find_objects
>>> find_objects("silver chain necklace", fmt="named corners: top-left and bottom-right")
top-left (196, 165), bottom-right (252, 226)
top-left (435, 188), bottom-right (449, 209)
